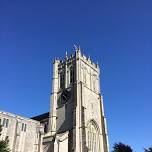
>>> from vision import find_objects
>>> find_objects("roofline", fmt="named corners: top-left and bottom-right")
top-left (0, 110), bottom-right (40, 124)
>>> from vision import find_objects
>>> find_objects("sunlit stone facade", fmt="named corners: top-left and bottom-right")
top-left (0, 46), bottom-right (109, 152)
top-left (44, 47), bottom-right (109, 152)
top-left (0, 111), bottom-right (43, 152)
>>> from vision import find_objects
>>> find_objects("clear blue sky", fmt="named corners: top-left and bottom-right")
top-left (0, 0), bottom-right (152, 151)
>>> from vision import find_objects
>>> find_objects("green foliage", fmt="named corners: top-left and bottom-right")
top-left (112, 142), bottom-right (133, 152)
top-left (0, 140), bottom-right (10, 152)
top-left (0, 125), bottom-right (10, 152)
top-left (144, 146), bottom-right (152, 152)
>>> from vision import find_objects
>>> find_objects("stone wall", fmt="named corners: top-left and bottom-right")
top-left (0, 111), bottom-right (43, 152)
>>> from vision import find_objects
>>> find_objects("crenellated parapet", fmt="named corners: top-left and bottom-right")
top-left (53, 45), bottom-right (99, 71)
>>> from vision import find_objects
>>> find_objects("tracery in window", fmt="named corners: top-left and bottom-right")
top-left (87, 120), bottom-right (100, 152)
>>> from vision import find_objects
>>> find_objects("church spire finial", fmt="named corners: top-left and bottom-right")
top-left (65, 51), bottom-right (68, 58)
top-left (96, 61), bottom-right (99, 68)
top-left (74, 44), bottom-right (81, 53)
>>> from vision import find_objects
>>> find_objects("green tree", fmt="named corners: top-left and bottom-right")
top-left (112, 142), bottom-right (133, 152)
top-left (0, 125), bottom-right (10, 152)
top-left (144, 146), bottom-right (152, 152)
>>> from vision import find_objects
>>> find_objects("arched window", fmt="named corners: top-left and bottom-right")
top-left (87, 120), bottom-right (100, 152)
top-left (70, 66), bottom-right (74, 83)
top-left (60, 71), bottom-right (65, 89)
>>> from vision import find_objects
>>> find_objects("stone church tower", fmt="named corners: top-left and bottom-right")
top-left (44, 46), bottom-right (109, 152)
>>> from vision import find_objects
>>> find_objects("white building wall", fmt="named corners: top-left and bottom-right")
top-left (0, 111), bottom-right (43, 152)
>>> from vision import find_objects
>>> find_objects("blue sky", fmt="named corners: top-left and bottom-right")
top-left (0, 0), bottom-right (152, 151)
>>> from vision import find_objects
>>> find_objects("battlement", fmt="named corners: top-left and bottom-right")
top-left (53, 46), bottom-right (99, 70)
top-left (81, 53), bottom-right (99, 70)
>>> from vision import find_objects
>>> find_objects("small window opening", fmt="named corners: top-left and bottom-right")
top-left (21, 123), bottom-right (27, 132)
top-left (2, 118), bottom-right (6, 127)
top-left (6, 119), bottom-right (9, 128)
top-left (70, 66), bottom-right (75, 83)
top-left (60, 72), bottom-right (65, 89)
